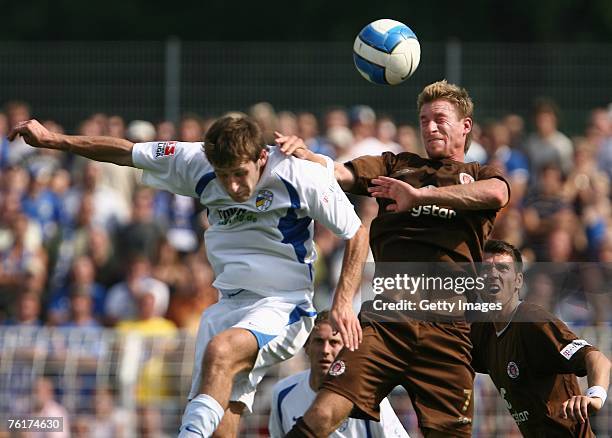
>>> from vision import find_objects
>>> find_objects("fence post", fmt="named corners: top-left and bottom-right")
top-left (445, 38), bottom-right (462, 85)
top-left (165, 37), bottom-right (181, 124)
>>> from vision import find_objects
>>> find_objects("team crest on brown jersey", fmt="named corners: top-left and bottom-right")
top-left (328, 360), bottom-right (346, 376)
top-left (507, 361), bottom-right (520, 379)
top-left (459, 172), bottom-right (475, 184)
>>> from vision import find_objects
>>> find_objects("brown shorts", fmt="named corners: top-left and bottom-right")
top-left (321, 319), bottom-right (475, 437)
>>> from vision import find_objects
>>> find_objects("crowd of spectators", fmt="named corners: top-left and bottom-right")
top-left (0, 97), bottom-right (610, 436)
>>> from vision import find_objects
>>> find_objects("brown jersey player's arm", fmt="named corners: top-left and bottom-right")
top-left (9, 119), bottom-right (135, 166)
top-left (369, 176), bottom-right (508, 213)
top-left (562, 350), bottom-right (610, 423)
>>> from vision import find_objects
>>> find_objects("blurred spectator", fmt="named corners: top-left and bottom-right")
top-left (30, 376), bottom-right (71, 438)
top-left (523, 98), bottom-right (573, 175)
top-left (86, 227), bottom-right (122, 287)
top-left (593, 106), bottom-right (612, 181)
top-left (522, 164), bottom-right (571, 260)
top-left (482, 120), bottom-right (529, 207)
top-left (396, 123), bottom-right (424, 156)
top-left (3, 291), bottom-right (42, 326)
top-left (89, 386), bottom-right (133, 438)
top-left (48, 255), bottom-right (106, 326)
top-left (0, 212), bottom-right (47, 303)
top-left (126, 120), bottom-right (156, 143)
top-left (115, 186), bottom-right (166, 263)
top-left (326, 126), bottom-right (354, 158)
top-left (166, 256), bottom-right (218, 333)
top-left (21, 168), bottom-right (63, 244)
top-left (249, 102), bottom-right (278, 144)
top-left (4, 100), bottom-right (37, 165)
top-left (138, 405), bottom-right (170, 438)
top-left (62, 161), bottom-right (130, 232)
top-left (340, 105), bottom-right (400, 161)
top-left (502, 113), bottom-right (526, 151)
top-left (156, 120), bottom-right (177, 141)
top-left (104, 256), bottom-right (170, 325)
top-left (297, 112), bottom-right (335, 158)
top-left (107, 115), bottom-right (126, 138)
top-left (277, 111), bottom-right (298, 137)
top-left (0, 111), bottom-right (9, 168)
top-left (116, 290), bottom-right (176, 336)
top-left (376, 115), bottom-right (401, 152)
top-left (179, 114), bottom-right (204, 142)
top-left (152, 237), bottom-right (190, 293)
top-left (59, 286), bottom-right (102, 328)
top-left (323, 107), bottom-right (349, 132)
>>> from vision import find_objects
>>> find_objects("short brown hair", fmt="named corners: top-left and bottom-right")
top-left (484, 239), bottom-right (523, 273)
top-left (203, 116), bottom-right (267, 168)
top-left (417, 80), bottom-right (474, 152)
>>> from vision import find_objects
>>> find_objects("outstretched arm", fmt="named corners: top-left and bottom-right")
top-left (368, 176), bottom-right (508, 212)
top-left (330, 224), bottom-right (369, 352)
top-left (275, 132), bottom-right (356, 191)
top-left (562, 350), bottom-right (610, 423)
top-left (9, 119), bottom-right (135, 166)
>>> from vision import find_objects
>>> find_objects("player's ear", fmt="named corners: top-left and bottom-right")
top-left (515, 272), bottom-right (523, 293)
top-left (463, 117), bottom-right (473, 136)
top-left (258, 148), bottom-right (268, 166)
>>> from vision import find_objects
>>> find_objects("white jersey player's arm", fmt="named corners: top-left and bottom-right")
top-left (301, 159), bottom-right (369, 350)
top-left (132, 141), bottom-right (213, 197)
top-left (8, 119), bottom-right (134, 166)
top-left (268, 386), bottom-right (285, 438)
top-left (373, 398), bottom-right (410, 438)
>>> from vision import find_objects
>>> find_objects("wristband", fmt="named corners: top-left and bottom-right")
top-left (586, 386), bottom-right (608, 405)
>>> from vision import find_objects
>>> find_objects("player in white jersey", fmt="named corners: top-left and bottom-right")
top-left (270, 311), bottom-right (409, 438)
top-left (9, 116), bottom-right (369, 438)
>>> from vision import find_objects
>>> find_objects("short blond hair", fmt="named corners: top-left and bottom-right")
top-left (417, 80), bottom-right (474, 152)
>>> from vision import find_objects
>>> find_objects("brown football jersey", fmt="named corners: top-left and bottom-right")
top-left (346, 151), bottom-right (509, 265)
top-left (470, 302), bottom-right (598, 437)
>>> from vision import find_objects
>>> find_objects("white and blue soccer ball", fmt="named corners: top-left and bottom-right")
top-left (353, 19), bottom-right (420, 85)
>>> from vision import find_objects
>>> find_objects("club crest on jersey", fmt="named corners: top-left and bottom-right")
top-left (459, 172), bottom-right (475, 184)
top-left (507, 361), bottom-right (520, 379)
top-left (155, 141), bottom-right (177, 158)
top-left (255, 190), bottom-right (273, 211)
top-left (337, 420), bottom-right (349, 432)
top-left (328, 360), bottom-right (346, 376)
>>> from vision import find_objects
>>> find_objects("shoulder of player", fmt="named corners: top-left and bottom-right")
top-left (271, 370), bottom-right (309, 397)
top-left (514, 302), bottom-right (570, 335)
top-left (270, 150), bottom-right (329, 184)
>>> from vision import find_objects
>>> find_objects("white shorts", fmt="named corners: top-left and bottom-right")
top-left (188, 290), bottom-right (316, 412)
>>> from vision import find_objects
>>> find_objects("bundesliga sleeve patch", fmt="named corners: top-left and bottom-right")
top-left (560, 339), bottom-right (591, 360)
top-left (155, 141), bottom-right (177, 158)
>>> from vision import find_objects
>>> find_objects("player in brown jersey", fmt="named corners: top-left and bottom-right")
top-left (277, 81), bottom-right (510, 437)
top-left (471, 239), bottom-right (610, 437)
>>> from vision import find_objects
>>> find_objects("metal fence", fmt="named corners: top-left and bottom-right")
top-left (0, 325), bottom-right (609, 437)
top-left (1, 41), bottom-right (611, 134)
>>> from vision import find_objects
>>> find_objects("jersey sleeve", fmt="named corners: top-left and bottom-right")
top-left (476, 163), bottom-right (511, 208)
top-left (523, 319), bottom-right (598, 376)
top-left (301, 160), bottom-right (362, 240)
top-left (344, 153), bottom-right (392, 196)
top-left (375, 398), bottom-right (411, 438)
top-left (268, 386), bottom-right (284, 438)
top-left (132, 141), bottom-right (213, 197)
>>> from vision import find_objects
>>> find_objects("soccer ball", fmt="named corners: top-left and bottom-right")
top-left (353, 19), bottom-right (420, 85)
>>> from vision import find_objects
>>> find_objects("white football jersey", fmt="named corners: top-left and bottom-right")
top-left (132, 142), bottom-right (361, 297)
top-left (269, 370), bottom-right (410, 438)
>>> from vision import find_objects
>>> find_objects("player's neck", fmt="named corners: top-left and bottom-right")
top-left (308, 370), bottom-right (322, 392)
top-left (493, 298), bottom-right (521, 333)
